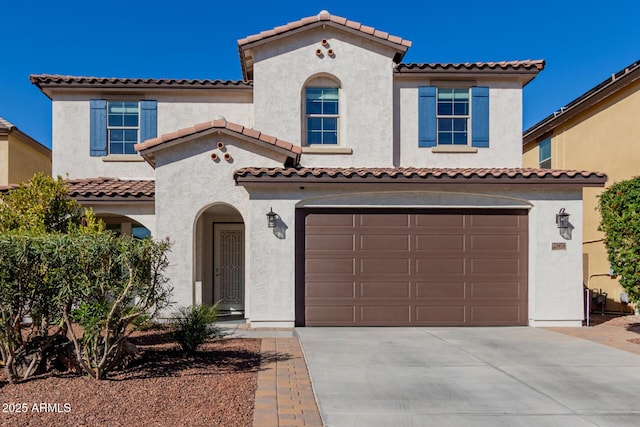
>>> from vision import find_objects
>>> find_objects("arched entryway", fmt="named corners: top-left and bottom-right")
top-left (194, 204), bottom-right (245, 315)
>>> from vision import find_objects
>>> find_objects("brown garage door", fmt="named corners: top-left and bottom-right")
top-left (299, 210), bottom-right (528, 326)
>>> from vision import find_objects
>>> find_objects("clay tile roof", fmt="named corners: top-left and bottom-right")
top-left (396, 60), bottom-right (546, 73)
top-left (65, 178), bottom-right (155, 201)
top-left (234, 167), bottom-right (606, 186)
top-left (238, 10), bottom-right (411, 49)
top-left (238, 10), bottom-right (411, 80)
top-left (134, 119), bottom-right (302, 162)
top-left (30, 75), bottom-right (252, 96)
top-left (0, 117), bottom-right (16, 130)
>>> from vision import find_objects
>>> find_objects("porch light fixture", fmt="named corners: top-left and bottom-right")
top-left (556, 208), bottom-right (570, 229)
top-left (266, 207), bottom-right (278, 228)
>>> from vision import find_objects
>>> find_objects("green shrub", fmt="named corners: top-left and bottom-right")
top-left (598, 176), bottom-right (640, 304)
top-left (170, 305), bottom-right (220, 354)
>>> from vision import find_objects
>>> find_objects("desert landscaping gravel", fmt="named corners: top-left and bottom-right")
top-left (0, 329), bottom-right (261, 427)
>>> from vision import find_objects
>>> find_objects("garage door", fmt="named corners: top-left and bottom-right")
top-left (300, 210), bottom-right (528, 326)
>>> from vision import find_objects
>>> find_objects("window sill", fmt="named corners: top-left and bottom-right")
top-left (101, 155), bottom-right (145, 162)
top-left (431, 146), bottom-right (478, 154)
top-left (302, 146), bottom-right (353, 155)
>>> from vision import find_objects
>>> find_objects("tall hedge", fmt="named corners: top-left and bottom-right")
top-left (598, 176), bottom-right (640, 305)
top-left (0, 174), bottom-right (172, 382)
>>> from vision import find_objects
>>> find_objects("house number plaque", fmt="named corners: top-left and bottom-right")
top-left (551, 242), bottom-right (566, 250)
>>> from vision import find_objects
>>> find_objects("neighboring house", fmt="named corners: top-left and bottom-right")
top-left (0, 117), bottom-right (51, 186)
top-left (523, 59), bottom-right (640, 314)
top-left (31, 11), bottom-right (605, 327)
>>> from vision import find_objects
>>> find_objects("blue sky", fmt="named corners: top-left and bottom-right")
top-left (2, 0), bottom-right (639, 149)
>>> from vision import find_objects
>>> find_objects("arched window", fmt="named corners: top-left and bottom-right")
top-left (303, 76), bottom-right (340, 146)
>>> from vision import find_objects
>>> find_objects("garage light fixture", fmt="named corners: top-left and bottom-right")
top-left (266, 207), bottom-right (278, 228)
top-left (556, 208), bottom-right (570, 229)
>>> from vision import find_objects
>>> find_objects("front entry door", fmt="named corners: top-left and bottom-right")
top-left (214, 223), bottom-right (245, 313)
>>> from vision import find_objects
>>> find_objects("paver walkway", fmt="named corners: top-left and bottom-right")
top-left (547, 323), bottom-right (640, 355)
top-left (252, 337), bottom-right (323, 427)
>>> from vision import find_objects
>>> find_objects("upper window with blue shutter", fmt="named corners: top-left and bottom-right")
top-left (89, 99), bottom-right (157, 157)
top-left (418, 86), bottom-right (489, 149)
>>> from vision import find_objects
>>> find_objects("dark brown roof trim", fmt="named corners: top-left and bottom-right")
top-left (30, 75), bottom-right (252, 99)
top-left (66, 178), bottom-right (155, 202)
top-left (524, 58), bottom-right (640, 144)
top-left (234, 167), bottom-right (606, 187)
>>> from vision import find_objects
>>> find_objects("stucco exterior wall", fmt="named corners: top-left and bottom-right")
top-left (397, 80), bottom-right (523, 168)
top-left (523, 80), bottom-right (640, 309)
top-left (0, 138), bottom-right (8, 185)
top-left (7, 133), bottom-right (51, 184)
top-left (153, 134), bottom-right (286, 312)
top-left (237, 185), bottom-right (584, 327)
top-left (51, 92), bottom-right (253, 179)
top-left (251, 26), bottom-right (397, 167)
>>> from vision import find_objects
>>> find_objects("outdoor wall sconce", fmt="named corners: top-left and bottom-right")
top-left (556, 208), bottom-right (570, 229)
top-left (266, 207), bottom-right (278, 228)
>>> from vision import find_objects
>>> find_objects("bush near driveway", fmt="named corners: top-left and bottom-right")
top-left (599, 176), bottom-right (640, 305)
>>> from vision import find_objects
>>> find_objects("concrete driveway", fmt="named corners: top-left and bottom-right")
top-left (296, 327), bottom-right (640, 427)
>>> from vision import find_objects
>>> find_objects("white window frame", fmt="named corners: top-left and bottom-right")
top-left (436, 88), bottom-right (471, 146)
top-left (107, 101), bottom-right (140, 155)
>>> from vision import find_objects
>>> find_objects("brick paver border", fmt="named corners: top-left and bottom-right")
top-left (253, 337), bottom-right (323, 427)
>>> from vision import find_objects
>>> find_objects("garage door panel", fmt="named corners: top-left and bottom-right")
top-left (470, 306), bottom-right (521, 323)
top-left (306, 214), bottom-right (354, 227)
top-left (303, 211), bottom-right (527, 326)
top-left (415, 214), bottom-right (464, 227)
top-left (306, 234), bottom-right (354, 251)
top-left (470, 281), bottom-right (521, 298)
top-left (306, 306), bottom-right (355, 325)
top-left (416, 258), bottom-right (466, 275)
top-left (470, 235), bottom-right (521, 251)
top-left (469, 215), bottom-right (521, 227)
top-left (470, 258), bottom-right (521, 275)
top-left (415, 234), bottom-right (465, 251)
top-left (415, 305), bottom-right (466, 323)
top-left (361, 258), bottom-right (410, 275)
top-left (360, 305), bottom-right (410, 323)
top-left (306, 282), bottom-right (355, 298)
top-left (415, 281), bottom-right (465, 298)
top-left (360, 282), bottom-right (410, 299)
top-left (359, 214), bottom-right (410, 227)
top-left (360, 235), bottom-right (409, 251)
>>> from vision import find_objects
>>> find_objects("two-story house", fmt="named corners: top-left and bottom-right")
top-left (0, 117), bottom-right (51, 186)
top-left (523, 58), bottom-right (640, 314)
top-left (31, 11), bottom-right (605, 327)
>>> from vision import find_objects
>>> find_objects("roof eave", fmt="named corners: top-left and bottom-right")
top-left (524, 60), bottom-right (640, 144)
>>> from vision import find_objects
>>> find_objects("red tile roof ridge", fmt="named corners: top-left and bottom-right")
top-left (237, 10), bottom-right (411, 48)
top-left (134, 119), bottom-right (302, 158)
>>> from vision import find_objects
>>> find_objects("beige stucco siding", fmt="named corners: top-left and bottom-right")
top-left (0, 138), bottom-right (8, 185)
top-left (397, 81), bottom-right (523, 168)
top-left (251, 26), bottom-right (397, 167)
top-left (7, 133), bottom-right (51, 184)
top-left (51, 92), bottom-right (253, 179)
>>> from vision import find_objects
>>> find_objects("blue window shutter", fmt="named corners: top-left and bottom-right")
top-left (139, 100), bottom-right (158, 143)
top-left (418, 86), bottom-right (437, 147)
top-left (471, 87), bottom-right (489, 147)
top-left (89, 99), bottom-right (107, 156)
